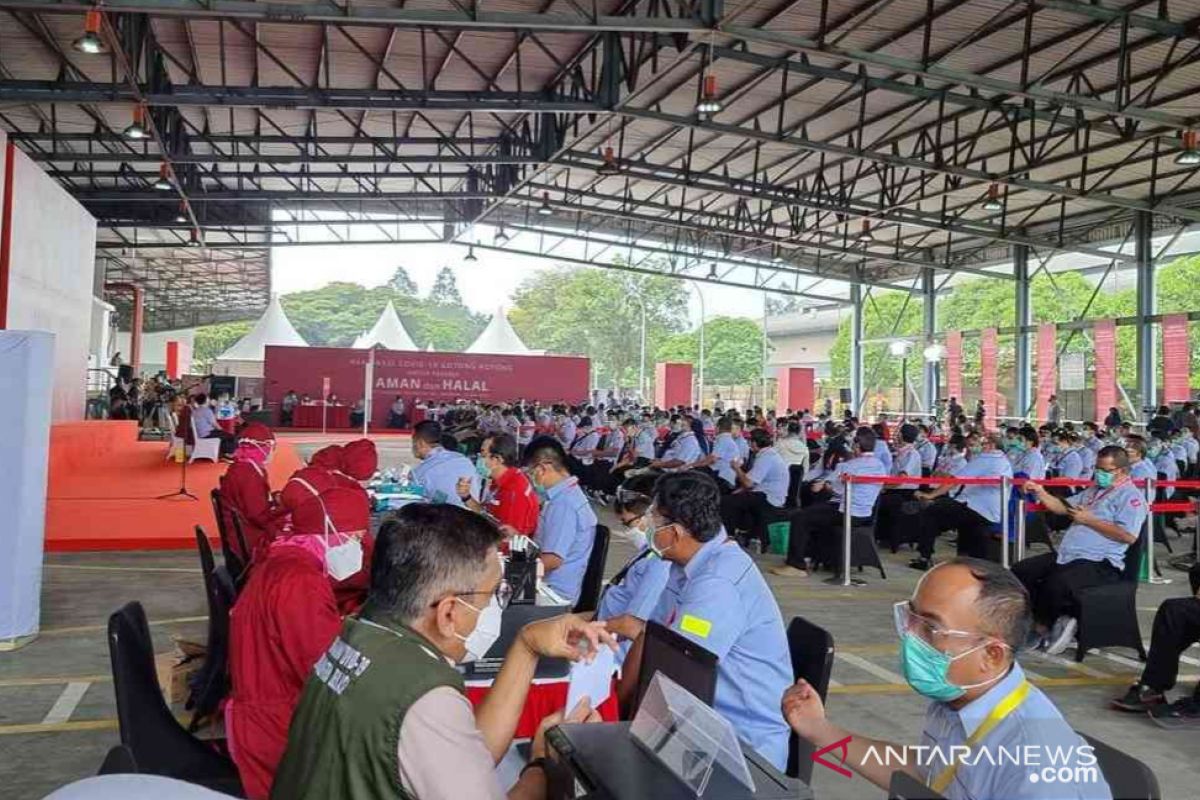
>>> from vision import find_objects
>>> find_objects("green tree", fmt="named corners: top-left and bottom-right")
top-left (655, 316), bottom-right (769, 385)
top-left (387, 266), bottom-right (417, 295)
top-left (429, 266), bottom-right (463, 305)
top-left (192, 321), bottom-right (253, 369)
top-left (509, 260), bottom-right (688, 389)
top-left (1156, 253), bottom-right (1200, 385)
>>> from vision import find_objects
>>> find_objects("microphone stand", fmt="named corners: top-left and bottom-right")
top-left (158, 439), bottom-right (199, 502)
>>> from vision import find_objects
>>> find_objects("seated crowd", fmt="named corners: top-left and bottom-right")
top-left (184, 394), bottom-right (1200, 800)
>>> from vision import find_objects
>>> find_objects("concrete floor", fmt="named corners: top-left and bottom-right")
top-left (5, 436), bottom-right (1199, 798)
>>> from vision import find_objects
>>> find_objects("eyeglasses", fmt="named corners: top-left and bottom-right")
top-left (443, 579), bottom-right (513, 610)
top-left (892, 601), bottom-right (986, 646)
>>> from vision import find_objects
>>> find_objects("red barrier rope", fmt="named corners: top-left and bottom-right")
top-left (844, 474), bottom-right (1200, 490)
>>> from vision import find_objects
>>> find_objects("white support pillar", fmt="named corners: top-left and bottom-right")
top-left (1013, 244), bottom-right (1032, 419)
top-left (922, 268), bottom-right (938, 412)
top-left (850, 283), bottom-right (863, 416)
top-left (1135, 211), bottom-right (1156, 420)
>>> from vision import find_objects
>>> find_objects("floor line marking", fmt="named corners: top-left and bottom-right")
top-left (1027, 651), bottom-right (1110, 678)
top-left (0, 719), bottom-right (118, 736)
top-left (39, 615), bottom-right (207, 637)
top-left (41, 682), bottom-right (90, 725)
top-left (0, 675), bottom-right (110, 688)
top-left (44, 564), bottom-right (201, 574)
top-left (835, 652), bottom-right (905, 684)
top-left (1094, 650), bottom-right (1147, 670)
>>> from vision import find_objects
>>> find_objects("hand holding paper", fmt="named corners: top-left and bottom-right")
top-left (565, 640), bottom-right (616, 713)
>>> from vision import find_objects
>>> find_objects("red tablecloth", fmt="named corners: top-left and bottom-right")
top-left (464, 679), bottom-right (620, 738)
top-left (293, 404), bottom-right (352, 429)
top-left (411, 407), bottom-right (427, 425)
top-left (218, 418), bottom-right (239, 434)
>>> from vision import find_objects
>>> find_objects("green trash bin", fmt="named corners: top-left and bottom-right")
top-left (767, 521), bottom-right (790, 555)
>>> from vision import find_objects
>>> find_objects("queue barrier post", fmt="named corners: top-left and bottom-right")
top-left (1016, 497), bottom-right (1027, 563)
top-left (999, 475), bottom-right (1010, 569)
top-left (842, 479), bottom-right (854, 588)
top-left (1142, 477), bottom-right (1171, 585)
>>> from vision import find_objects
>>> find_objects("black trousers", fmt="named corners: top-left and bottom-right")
top-left (786, 465), bottom-right (806, 508)
top-left (785, 502), bottom-right (871, 569)
top-left (721, 491), bottom-right (775, 542)
top-left (1141, 597), bottom-right (1200, 694)
top-left (915, 498), bottom-right (993, 560)
top-left (388, 411), bottom-right (409, 429)
top-left (876, 488), bottom-right (917, 551)
top-left (1011, 553), bottom-right (1122, 628)
top-left (204, 430), bottom-right (237, 457)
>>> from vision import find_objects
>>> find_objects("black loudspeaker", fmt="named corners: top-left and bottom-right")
top-left (210, 376), bottom-right (236, 399)
top-left (117, 364), bottom-right (134, 382)
top-left (839, 388), bottom-right (852, 403)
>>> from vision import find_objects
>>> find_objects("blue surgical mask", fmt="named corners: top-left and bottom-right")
top-left (899, 634), bottom-right (1000, 702)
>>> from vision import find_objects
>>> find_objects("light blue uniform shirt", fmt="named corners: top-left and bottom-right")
top-left (411, 447), bottom-right (478, 507)
top-left (1054, 448), bottom-right (1084, 480)
top-left (891, 445), bottom-right (923, 490)
top-left (1060, 480), bottom-right (1146, 571)
top-left (917, 440), bottom-right (937, 469)
top-left (1131, 458), bottom-right (1156, 482)
top-left (664, 431), bottom-right (702, 465)
top-left (1184, 437), bottom-right (1199, 463)
top-left (570, 430), bottom-right (600, 458)
top-left (747, 446), bottom-right (789, 507)
top-left (874, 439), bottom-right (893, 471)
top-left (919, 663), bottom-right (1112, 800)
top-left (1153, 452), bottom-right (1178, 498)
top-left (597, 549), bottom-right (671, 623)
top-left (833, 453), bottom-right (887, 517)
top-left (711, 432), bottom-right (741, 485)
top-left (954, 451), bottom-right (1012, 523)
top-left (736, 435), bottom-right (751, 462)
top-left (1011, 447), bottom-right (1046, 480)
top-left (634, 426), bottom-right (657, 460)
top-left (600, 428), bottom-right (625, 462)
top-left (651, 530), bottom-right (791, 770)
top-left (1079, 444), bottom-right (1097, 478)
top-left (538, 477), bottom-right (597, 603)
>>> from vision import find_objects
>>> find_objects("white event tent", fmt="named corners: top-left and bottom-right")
top-left (212, 295), bottom-right (308, 377)
top-left (353, 301), bottom-right (417, 350)
top-left (465, 307), bottom-right (533, 355)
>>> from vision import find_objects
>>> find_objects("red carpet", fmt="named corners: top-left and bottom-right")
top-left (45, 422), bottom-right (305, 552)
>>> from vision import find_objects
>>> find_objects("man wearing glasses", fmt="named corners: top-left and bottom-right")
top-left (522, 438), bottom-right (598, 604)
top-left (275, 504), bottom-right (614, 800)
top-left (782, 559), bottom-right (1111, 799)
top-left (1015, 446), bottom-right (1146, 655)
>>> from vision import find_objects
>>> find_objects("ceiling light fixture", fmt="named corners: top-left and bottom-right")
top-left (464, 245), bottom-right (478, 263)
top-left (188, 229), bottom-right (202, 247)
top-left (152, 162), bottom-right (173, 191)
top-left (536, 192), bottom-right (554, 216)
top-left (981, 182), bottom-right (1004, 212)
top-left (494, 226), bottom-right (509, 244)
top-left (596, 146), bottom-right (620, 176)
top-left (1177, 130), bottom-right (1200, 166)
top-left (123, 105), bottom-right (149, 140)
top-left (856, 220), bottom-right (871, 242)
top-left (174, 203), bottom-right (188, 223)
top-left (707, 263), bottom-right (718, 279)
top-left (696, 74), bottom-right (722, 116)
top-left (72, 9), bottom-right (107, 54)
top-left (771, 248), bottom-right (784, 264)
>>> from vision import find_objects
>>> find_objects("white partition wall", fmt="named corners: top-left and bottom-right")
top-left (0, 133), bottom-right (97, 421)
top-left (0, 331), bottom-right (53, 649)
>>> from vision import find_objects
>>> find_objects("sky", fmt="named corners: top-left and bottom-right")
top-left (270, 238), bottom-right (773, 328)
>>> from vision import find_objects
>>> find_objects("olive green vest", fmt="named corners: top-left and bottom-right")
top-left (270, 612), bottom-right (464, 800)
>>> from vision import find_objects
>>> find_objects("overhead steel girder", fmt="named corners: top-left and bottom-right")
top-left (9, 132), bottom-right (506, 148)
top-left (0, 80), bottom-right (601, 113)
top-left (723, 25), bottom-right (1195, 131)
top-left (619, 107), bottom-right (1200, 229)
top-left (30, 152), bottom-right (542, 166)
top-left (0, 0), bottom-right (718, 32)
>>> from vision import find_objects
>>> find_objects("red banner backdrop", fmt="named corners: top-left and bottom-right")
top-left (946, 330), bottom-right (963, 403)
top-left (263, 346), bottom-right (590, 427)
top-left (1162, 313), bottom-right (1190, 403)
top-left (981, 328), bottom-right (997, 429)
top-left (1036, 323), bottom-right (1057, 422)
top-left (1093, 320), bottom-right (1117, 422)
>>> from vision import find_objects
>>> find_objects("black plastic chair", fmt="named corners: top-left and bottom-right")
top-left (107, 601), bottom-right (244, 796)
top-left (785, 617), bottom-right (835, 783)
top-left (1079, 732), bottom-right (1161, 800)
top-left (97, 744), bottom-right (138, 775)
top-left (209, 489), bottom-right (248, 582)
top-left (889, 770), bottom-right (946, 799)
top-left (187, 527), bottom-right (237, 731)
top-left (572, 524), bottom-right (611, 614)
top-left (1075, 526), bottom-right (1146, 662)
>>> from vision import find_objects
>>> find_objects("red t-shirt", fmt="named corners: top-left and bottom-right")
top-left (486, 467), bottom-right (540, 535)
